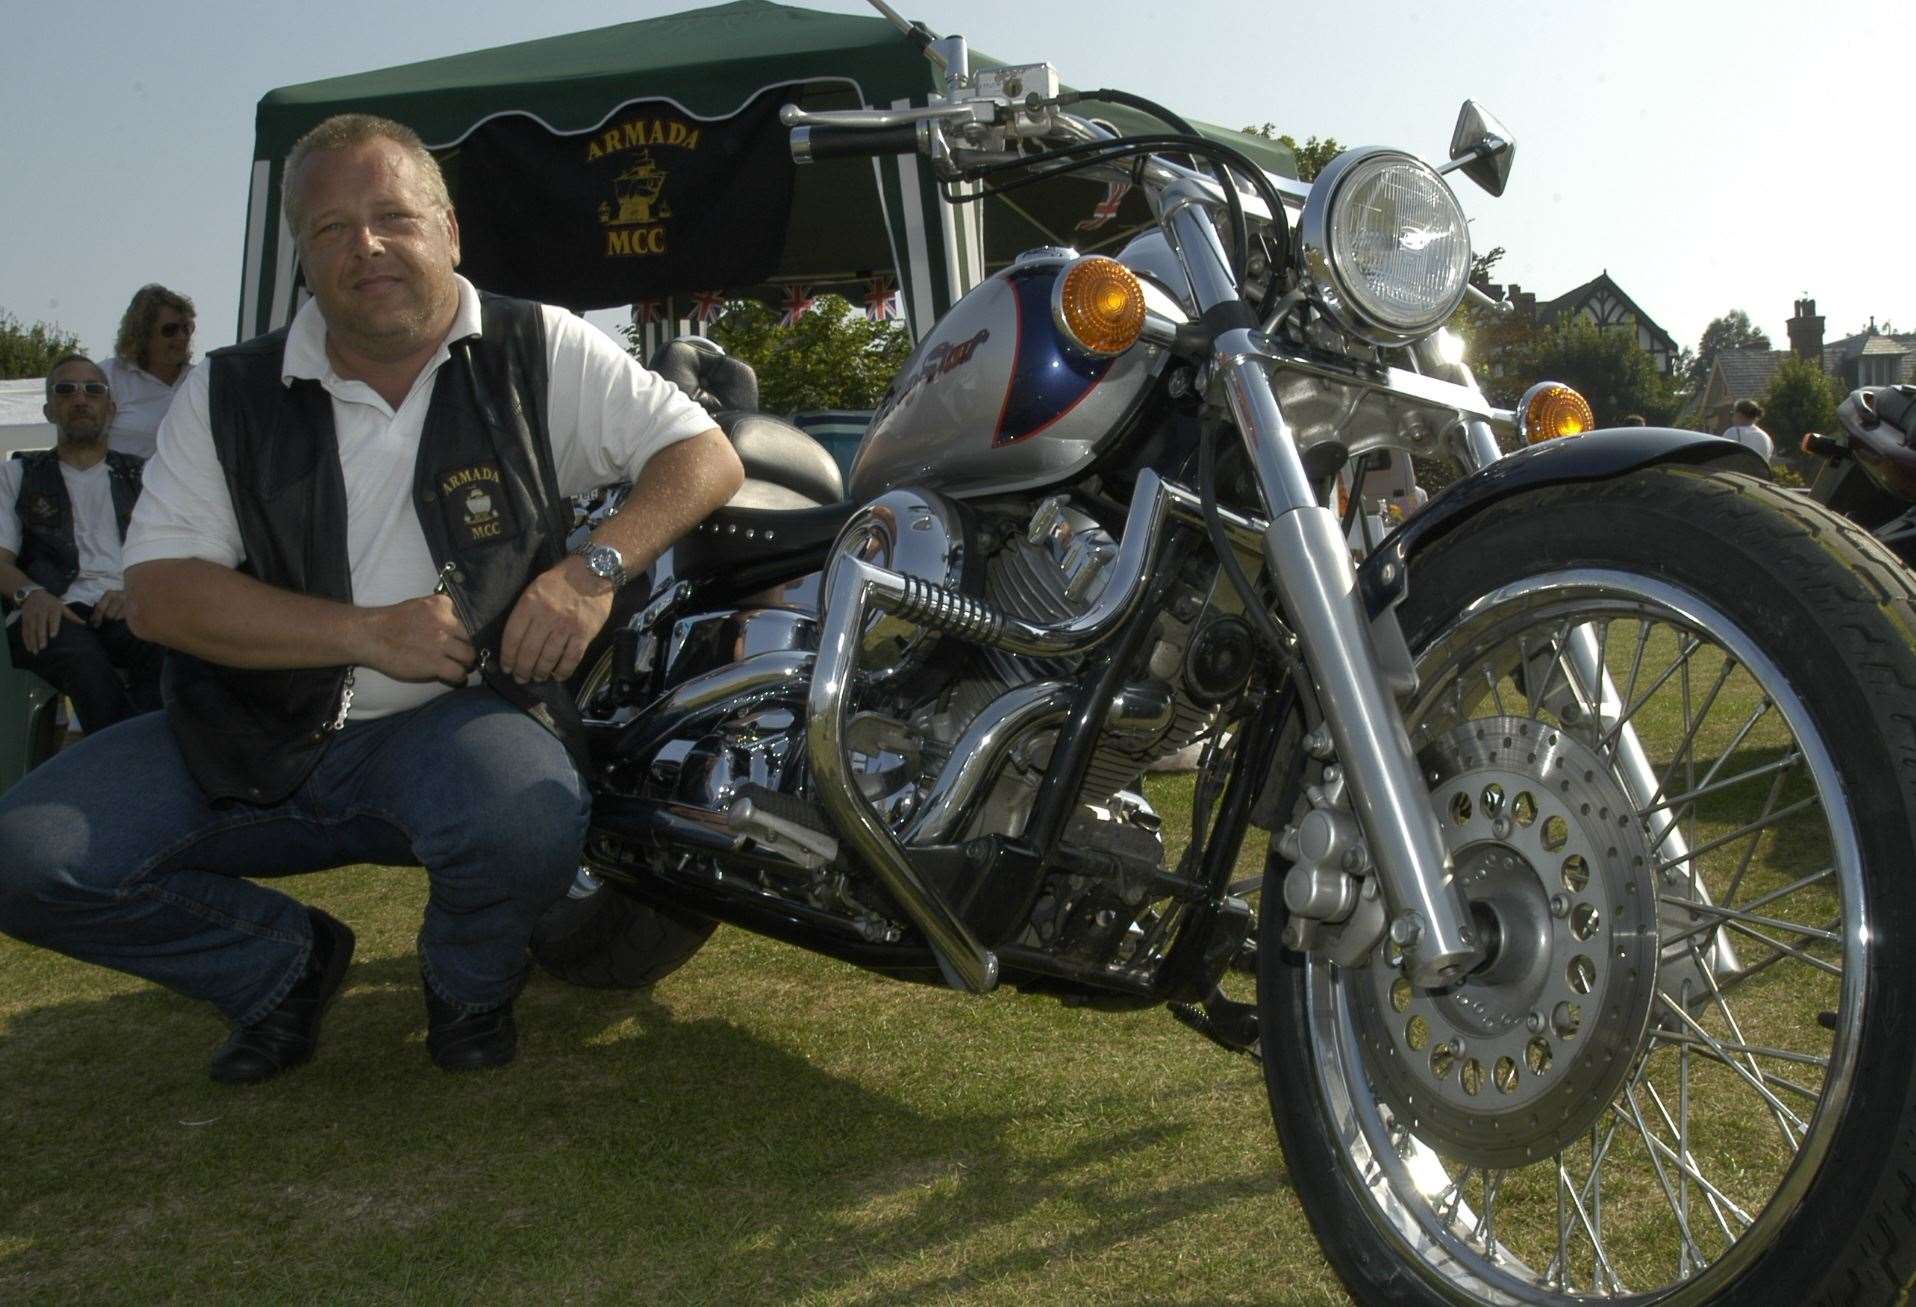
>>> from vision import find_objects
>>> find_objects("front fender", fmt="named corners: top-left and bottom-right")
top-left (1362, 429), bottom-right (1767, 601)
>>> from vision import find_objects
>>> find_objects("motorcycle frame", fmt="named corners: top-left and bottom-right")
top-left (589, 89), bottom-right (1777, 1008)
top-left (589, 517), bottom-right (1293, 1003)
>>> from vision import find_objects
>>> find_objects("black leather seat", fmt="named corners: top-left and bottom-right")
top-left (648, 339), bottom-right (844, 508)
top-left (718, 412), bottom-right (845, 508)
top-left (650, 338), bottom-right (759, 414)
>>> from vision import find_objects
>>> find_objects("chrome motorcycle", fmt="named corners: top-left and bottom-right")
top-left (542, 13), bottom-right (1916, 1304)
top-left (1802, 384), bottom-right (1916, 565)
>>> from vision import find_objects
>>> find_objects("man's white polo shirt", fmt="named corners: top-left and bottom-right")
top-left (125, 277), bottom-right (714, 719)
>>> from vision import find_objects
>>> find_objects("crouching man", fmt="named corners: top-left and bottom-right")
top-left (0, 114), bottom-right (741, 1083)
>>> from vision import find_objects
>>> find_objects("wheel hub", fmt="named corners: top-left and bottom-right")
top-left (1350, 716), bottom-right (1662, 1168)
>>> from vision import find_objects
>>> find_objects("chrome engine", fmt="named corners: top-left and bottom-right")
top-left (971, 496), bottom-right (1220, 810)
top-left (819, 485), bottom-right (1223, 852)
top-left (600, 477), bottom-right (1235, 958)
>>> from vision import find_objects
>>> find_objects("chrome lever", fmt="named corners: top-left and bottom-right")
top-left (778, 102), bottom-right (989, 130)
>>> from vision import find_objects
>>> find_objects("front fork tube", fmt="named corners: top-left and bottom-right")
top-left (1454, 418), bottom-right (1738, 979)
top-left (1215, 333), bottom-right (1477, 987)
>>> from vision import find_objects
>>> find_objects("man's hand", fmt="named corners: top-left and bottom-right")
top-left (91, 590), bottom-right (129, 626)
top-left (18, 590), bottom-right (80, 655)
top-left (499, 557), bottom-right (614, 684)
top-left (361, 594), bottom-right (476, 685)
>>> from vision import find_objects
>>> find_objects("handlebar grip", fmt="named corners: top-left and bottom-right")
top-left (792, 123), bottom-right (922, 164)
top-left (1800, 432), bottom-right (1844, 460)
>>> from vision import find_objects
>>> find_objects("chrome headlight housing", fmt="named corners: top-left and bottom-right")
top-left (1298, 148), bottom-right (1472, 346)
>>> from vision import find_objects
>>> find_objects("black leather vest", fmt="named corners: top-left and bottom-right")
top-left (165, 293), bottom-right (585, 805)
top-left (10, 449), bottom-right (142, 601)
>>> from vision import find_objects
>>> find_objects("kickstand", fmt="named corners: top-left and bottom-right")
top-left (1168, 988), bottom-right (1261, 1059)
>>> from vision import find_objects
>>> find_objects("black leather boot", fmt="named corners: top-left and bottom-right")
top-left (209, 908), bottom-right (356, 1085)
top-left (422, 969), bottom-right (517, 1071)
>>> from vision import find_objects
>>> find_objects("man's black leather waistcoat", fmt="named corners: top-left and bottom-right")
top-left (165, 293), bottom-right (585, 805)
top-left (10, 449), bottom-right (142, 601)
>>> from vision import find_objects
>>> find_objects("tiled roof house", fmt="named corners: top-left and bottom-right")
top-left (1696, 298), bottom-right (1915, 432)
top-left (1492, 271), bottom-right (1682, 377)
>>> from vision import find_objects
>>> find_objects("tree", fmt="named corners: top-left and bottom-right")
top-left (1240, 125), bottom-right (1342, 182)
top-left (1687, 309), bottom-right (1770, 393)
top-left (1761, 355), bottom-right (1841, 458)
top-left (0, 309), bottom-right (83, 380)
top-left (1470, 246), bottom-right (1507, 292)
top-left (678, 294), bottom-right (912, 414)
top-left (1488, 317), bottom-right (1677, 427)
top-left (1448, 247), bottom-right (1533, 375)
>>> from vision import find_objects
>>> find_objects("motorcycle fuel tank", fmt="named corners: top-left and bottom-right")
top-left (848, 253), bottom-right (1161, 502)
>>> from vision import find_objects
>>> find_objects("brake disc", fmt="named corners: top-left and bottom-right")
top-left (1347, 716), bottom-right (1661, 1169)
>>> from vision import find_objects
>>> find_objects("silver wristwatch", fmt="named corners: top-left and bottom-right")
top-left (574, 542), bottom-right (628, 590)
top-left (12, 583), bottom-right (42, 605)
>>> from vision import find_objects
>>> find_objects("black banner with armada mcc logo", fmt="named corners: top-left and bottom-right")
top-left (449, 88), bottom-right (798, 309)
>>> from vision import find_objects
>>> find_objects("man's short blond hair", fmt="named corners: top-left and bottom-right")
top-left (281, 113), bottom-right (452, 239)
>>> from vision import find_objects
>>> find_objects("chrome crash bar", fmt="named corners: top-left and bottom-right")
top-left (806, 472), bottom-right (1184, 993)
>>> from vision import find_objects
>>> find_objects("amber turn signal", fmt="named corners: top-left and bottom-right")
top-left (1052, 256), bottom-right (1146, 357)
top-left (1517, 382), bottom-right (1596, 444)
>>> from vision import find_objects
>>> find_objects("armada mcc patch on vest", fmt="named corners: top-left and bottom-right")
top-left (437, 461), bottom-right (517, 548)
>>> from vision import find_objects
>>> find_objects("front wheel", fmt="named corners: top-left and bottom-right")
top-left (1259, 467), bottom-right (1916, 1304)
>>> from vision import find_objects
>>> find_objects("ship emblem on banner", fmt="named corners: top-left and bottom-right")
top-left (597, 149), bottom-right (674, 255)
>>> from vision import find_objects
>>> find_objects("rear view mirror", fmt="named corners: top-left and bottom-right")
top-left (1448, 101), bottom-right (1516, 197)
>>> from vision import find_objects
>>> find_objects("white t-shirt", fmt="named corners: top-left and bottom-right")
top-left (99, 356), bottom-right (193, 461)
top-left (1722, 423), bottom-right (1774, 463)
top-left (0, 455), bottom-right (127, 611)
top-left (125, 276), bottom-right (714, 719)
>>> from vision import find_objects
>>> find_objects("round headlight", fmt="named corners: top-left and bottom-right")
top-left (1299, 148), bottom-right (1472, 345)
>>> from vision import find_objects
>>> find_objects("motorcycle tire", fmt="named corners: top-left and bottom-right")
top-left (529, 879), bottom-right (716, 990)
top-left (1258, 466), bottom-right (1916, 1304)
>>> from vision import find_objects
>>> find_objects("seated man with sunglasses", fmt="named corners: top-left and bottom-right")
top-left (0, 356), bottom-right (164, 735)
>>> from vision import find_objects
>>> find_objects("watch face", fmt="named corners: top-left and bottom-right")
top-left (583, 545), bottom-right (624, 586)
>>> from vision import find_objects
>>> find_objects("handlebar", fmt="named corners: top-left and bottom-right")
top-left (1801, 431), bottom-right (1845, 460)
top-left (791, 123), bottom-right (924, 164)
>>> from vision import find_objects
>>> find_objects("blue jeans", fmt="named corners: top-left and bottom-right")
top-left (0, 687), bottom-right (588, 1024)
top-left (7, 605), bottom-right (164, 734)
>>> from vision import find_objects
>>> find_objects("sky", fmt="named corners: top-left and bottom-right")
top-left (4, 0), bottom-right (1912, 369)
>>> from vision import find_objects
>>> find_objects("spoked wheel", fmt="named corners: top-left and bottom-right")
top-left (1259, 468), bottom-right (1916, 1305)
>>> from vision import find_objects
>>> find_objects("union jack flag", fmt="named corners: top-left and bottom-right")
top-left (779, 284), bottom-right (816, 327)
top-left (690, 289), bottom-right (727, 324)
top-left (863, 275), bottom-right (900, 322)
top-left (1075, 180), bottom-right (1133, 232)
top-left (631, 298), bottom-right (664, 326)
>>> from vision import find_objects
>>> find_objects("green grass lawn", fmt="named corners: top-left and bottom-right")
top-left (0, 778), bottom-right (1338, 1306)
top-left (0, 613), bottom-right (1839, 1303)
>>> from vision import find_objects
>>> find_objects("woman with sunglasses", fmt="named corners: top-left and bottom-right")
top-left (99, 284), bottom-right (196, 460)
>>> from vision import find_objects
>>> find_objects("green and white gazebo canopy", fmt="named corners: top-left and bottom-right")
top-left (242, 0), bottom-right (1296, 345)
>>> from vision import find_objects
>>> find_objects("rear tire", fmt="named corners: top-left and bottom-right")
top-left (534, 636), bottom-right (718, 991)
top-left (530, 877), bottom-right (716, 990)
top-left (1258, 467), bottom-right (1916, 1304)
